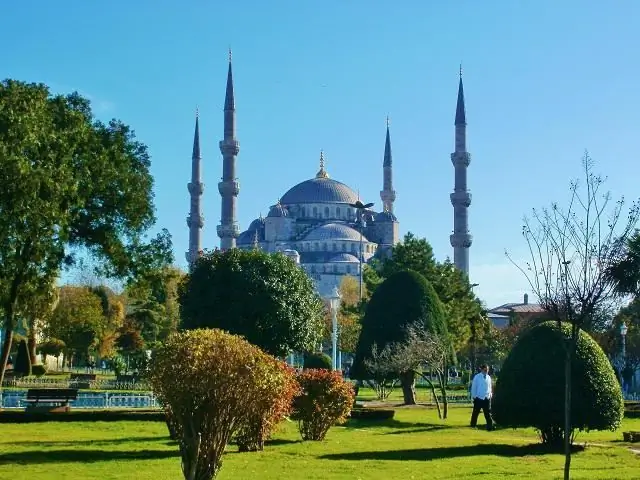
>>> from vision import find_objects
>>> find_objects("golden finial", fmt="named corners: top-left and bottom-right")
top-left (316, 150), bottom-right (329, 178)
top-left (228, 48), bottom-right (232, 63)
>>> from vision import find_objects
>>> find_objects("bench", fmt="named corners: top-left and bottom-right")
top-left (24, 388), bottom-right (78, 413)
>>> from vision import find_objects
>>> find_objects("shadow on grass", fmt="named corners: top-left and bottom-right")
top-left (264, 438), bottom-right (303, 447)
top-left (344, 418), bottom-right (452, 433)
top-left (9, 436), bottom-right (166, 448)
top-left (319, 443), bottom-right (566, 461)
top-left (0, 448), bottom-right (178, 465)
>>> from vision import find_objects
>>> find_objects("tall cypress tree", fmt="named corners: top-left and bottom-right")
top-left (14, 340), bottom-right (32, 377)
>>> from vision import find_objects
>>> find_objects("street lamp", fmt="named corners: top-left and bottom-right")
top-left (620, 321), bottom-right (628, 392)
top-left (349, 199), bottom-right (374, 301)
top-left (328, 286), bottom-right (342, 371)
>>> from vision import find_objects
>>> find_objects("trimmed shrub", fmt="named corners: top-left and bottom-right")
top-left (31, 364), bottom-right (47, 377)
top-left (303, 352), bottom-right (332, 370)
top-left (349, 408), bottom-right (395, 421)
top-left (234, 359), bottom-right (299, 452)
top-left (293, 369), bottom-right (355, 441)
top-left (149, 328), bottom-right (286, 480)
top-left (493, 322), bottom-right (623, 447)
top-left (14, 340), bottom-right (31, 377)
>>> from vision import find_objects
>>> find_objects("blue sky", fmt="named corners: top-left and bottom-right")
top-left (2, 1), bottom-right (639, 308)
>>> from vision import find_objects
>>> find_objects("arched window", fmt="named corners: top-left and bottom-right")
top-left (346, 265), bottom-right (351, 274)
top-left (313, 206), bottom-right (318, 217)
top-left (323, 242), bottom-right (327, 251)
top-left (314, 242), bottom-right (319, 251)
top-left (336, 207), bottom-right (341, 218)
top-left (301, 207), bottom-right (306, 217)
top-left (342, 243), bottom-right (346, 251)
top-left (333, 243), bottom-right (337, 251)
top-left (333, 265), bottom-right (338, 274)
top-left (324, 206), bottom-right (330, 217)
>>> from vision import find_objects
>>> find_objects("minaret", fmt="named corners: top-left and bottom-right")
top-left (217, 50), bottom-right (240, 250)
top-left (449, 67), bottom-right (473, 275)
top-left (380, 116), bottom-right (396, 213)
top-left (186, 109), bottom-right (204, 265)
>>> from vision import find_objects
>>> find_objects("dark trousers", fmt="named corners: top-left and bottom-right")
top-left (470, 397), bottom-right (493, 430)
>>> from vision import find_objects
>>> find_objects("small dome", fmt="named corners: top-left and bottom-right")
top-left (328, 253), bottom-right (360, 263)
top-left (267, 202), bottom-right (288, 218)
top-left (248, 217), bottom-right (265, 230)
top-left (304, 223), bottom-right (369, 242)
top-left (280, 177), bottom-right (359, 205)
top-left (375, 211), bottom-right (397, 222)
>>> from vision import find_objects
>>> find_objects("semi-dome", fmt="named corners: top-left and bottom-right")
top-left (280, 177), bottom-right (359, 205)
top-left (375, 211), bottom-right (397, 222)
top-left (267, 202), bottom-right (288, 217)
top-left (304, 223), bottom-right (369, 242)
top-left (328, 253), bottom-right (360, 263)
top-left (248, 217), bottom-right (265, 230)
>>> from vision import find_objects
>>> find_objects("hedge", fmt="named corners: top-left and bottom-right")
top-left (0, 409), bottom-right (164, 423)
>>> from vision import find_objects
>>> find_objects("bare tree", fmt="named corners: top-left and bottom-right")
top-left (507, 154), bottom-right (639, 480)
top-left (362, 343), bottom-right (398, 400)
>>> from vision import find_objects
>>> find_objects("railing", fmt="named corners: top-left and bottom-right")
top-left (0, 390), bottom-right (159, 409)
top-left (2, 377), bottom-right (151, 391)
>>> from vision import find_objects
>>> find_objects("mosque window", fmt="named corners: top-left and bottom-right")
top-left (333, 265), bottom-right (338, 273)
top-left (324, 206), bottom-right (330, 217)
top-left (323, 242), bottom-right (327, 251)
top-left (314, 242), bottom-right (319, 251)
top-left (333, 243), bottom-right (337, 251)
top-left (336, 207), bottom-right (341, 218)
top-left (313, 206), bottom-right (318, 217)
top-left (301, 207), bottom-right (306, 217)
top-left (346, 265), bottom-right (351, 274)
top-left (342, 243), bottom-right (346, 252)
top-left (311, 265), bottom-right (316, 273)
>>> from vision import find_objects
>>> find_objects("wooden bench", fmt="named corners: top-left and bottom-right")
top-left (24, 388), bottom-right (78, 413)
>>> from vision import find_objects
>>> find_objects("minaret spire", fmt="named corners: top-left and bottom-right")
top-left (449, 70), bottom-right (472, 275)
top-left (316, 150), bottom-right (329, 178)
top-left (380, 117), bottom-right (396, 213)
top-left (186, 109), bottom-right (204, 265)
top-left (217, 51), bottom-right (240, 250)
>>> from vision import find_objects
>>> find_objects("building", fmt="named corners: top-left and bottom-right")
top-left (186, 54), bottom-right (472, 295)
top-left (487, 293), bottom-right (547, 328)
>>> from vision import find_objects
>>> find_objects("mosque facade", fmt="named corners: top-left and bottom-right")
top-left (186, 55), bottom-right (472, 296)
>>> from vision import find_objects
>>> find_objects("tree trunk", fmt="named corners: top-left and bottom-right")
top-left (0, 327), bottom-right (14, 390)
top-left (563, 340), bottom-right (573, 480)
top-left (399, 370), bottom-right (416, 405)
top-left (418, 372), bottom-right (441, 419)
top-left (438, 372), bottom-right (449, 419)
top-left (28, 331), bottom-right (38, 366)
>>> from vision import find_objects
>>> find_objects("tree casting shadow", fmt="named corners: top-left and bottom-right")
top-left (319, 443), bottom-right (561, 462)
top-left (0, 449), bottom-right (178, 465)
top-left (9, 436), bottom-right (165, 448)
top-left (344, 418), bottom-right (452, 433)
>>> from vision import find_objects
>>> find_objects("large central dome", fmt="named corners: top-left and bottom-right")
top-left (280, 177), bottom-right (359, 205)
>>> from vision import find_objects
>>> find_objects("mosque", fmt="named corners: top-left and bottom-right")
top-left (185, 55), bottom-right (472, 296)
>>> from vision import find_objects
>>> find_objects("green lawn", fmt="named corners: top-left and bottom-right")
top-left (0, 407), bottom-right (637, 479)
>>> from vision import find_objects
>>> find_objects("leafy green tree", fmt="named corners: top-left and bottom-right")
top-left (608, 230), bottom-right (640, 296)
top-left (493, 322), bottom-right (623, 447)
top-left (0, 80), bottom-right (164, 387)
top-left (180, 249), bottom-right (324, 357)
top-left (370, 233), bottom-right (481, 359)
top-left (116, 319), bottom-right (146, 356)
top-left (45, 286), bottom-right (106, 366)
top-left (352, 270), bottom-right (448, 405)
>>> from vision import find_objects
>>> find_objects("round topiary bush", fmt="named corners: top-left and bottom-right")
top-left (303, 352), bottom-right (332, 370)
top-left (493, 321), bottom-right (623, 446)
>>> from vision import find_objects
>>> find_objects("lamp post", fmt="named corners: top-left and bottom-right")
top-left (349, 200), bottom-right (374, 301)
top-left (620, 321), bottom-right (628, 391)
top-left (469, 283), bottom-right (480, 374)
top-left (328, 286), bottom-right (342, 371)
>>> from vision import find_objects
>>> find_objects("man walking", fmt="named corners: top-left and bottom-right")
top-left (470, 364), bottom-right (494, 430)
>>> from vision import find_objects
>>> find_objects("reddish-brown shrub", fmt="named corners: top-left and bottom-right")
top-left (149, 329), bottom-right (284, 480)
top-left (292, 369), bottom-right (355, 441)
top-left (234, 359), bottom-right (300, 452)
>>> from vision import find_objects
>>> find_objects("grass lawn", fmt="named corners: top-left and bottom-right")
top-left (0, 406), bottom-right (637, 479)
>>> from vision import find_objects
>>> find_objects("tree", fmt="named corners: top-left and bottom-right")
top-left (507, 154), bottom-right (639, 479)
top-left (493, 322), bottom-right (623, 447)
top-left (45, 286), bottom-right (106, 366)
top-left (19, 273), bottom-right (59, 365)
top-left (607, 230), bottom-right (640, 296)
top-left (149, 328), bottom-right (291, 480)
top-left (352, 270), bottom-right (448, 405)
top-left (0, 80), bottom-right (164, 387)
top-left (180, 249), bottom-right (324, 357)
top-left (372, 233), bottom-right (481, 360)
top-left (116, 319), bottom-right (146, 356)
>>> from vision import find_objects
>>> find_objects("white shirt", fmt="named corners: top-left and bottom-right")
top-left (471, 372), bottom-right (492, 400)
